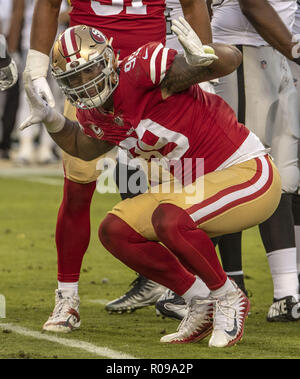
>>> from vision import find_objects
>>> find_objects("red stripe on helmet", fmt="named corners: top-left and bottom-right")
top-left (70, 27), bottom-right (81, 59)
top-left (60, 33), bottom-right (71, 63)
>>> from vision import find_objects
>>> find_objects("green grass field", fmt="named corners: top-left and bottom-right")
top-left (0, 173), bottom-right (300, 360)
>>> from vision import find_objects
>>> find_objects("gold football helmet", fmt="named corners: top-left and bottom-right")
top-left (51, 25), bottom-right (119, 109)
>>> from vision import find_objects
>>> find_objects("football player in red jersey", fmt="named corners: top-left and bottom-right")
top-left (21, 19), bottom-right (281, 347)
top-left (24, 0), bottom-right (213, 331)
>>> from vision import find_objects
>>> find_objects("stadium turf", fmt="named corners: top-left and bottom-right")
top-left (0, 176), bottom-right (300, 359)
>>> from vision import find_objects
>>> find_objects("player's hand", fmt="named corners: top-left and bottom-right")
top-left (0, 59), bottom-right (18, 91)
top-left (171, 17), bottom-right (218, 67)
top-left (0, 34), bottom-right (18, 91)
top-left (20, 72), bottom-right (64, 133)
top-left (20, 72), bottom-right (51, 130)
top-left (32, 76), bottom-right (56, 108)
top-left (25, 49), bottom-right (56, 107)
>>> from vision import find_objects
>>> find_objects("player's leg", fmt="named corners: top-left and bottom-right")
top-left (289, 59), bottom-right (300, 285)
top-left (212, 59), bottom-right (247, 293)
top-left (100, 156), bottom-right (280, 346)
top-left (43, 102), bottom-right (100, 332)
top-left (105, 155), bottom-right (165, 314)
top-left (293, 192), bottom-right (300, 283)
top-left (99, 194), bottom-right (216, 344)
top-left (243, 47), bottom-right (300, 321)
top-left (158, 156), bottom-right (281, 346)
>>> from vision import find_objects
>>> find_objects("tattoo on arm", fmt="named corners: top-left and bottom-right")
top-left (161, 55), bottom-right (211, 94)
top-left (161, 45), bottom-right (242, 96)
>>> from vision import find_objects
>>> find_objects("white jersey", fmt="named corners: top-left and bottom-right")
top-left (211, 0), bottom-right (297, 46)
top-left (293, 0), bottom-right (300, 34)
top-left (0, 0), bottom-right (12, 35)
top-left (165, 0), bottom-right (184, 53)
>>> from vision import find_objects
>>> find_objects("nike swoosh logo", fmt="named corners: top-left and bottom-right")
top-left (224, 317), bottom-right (238, 337)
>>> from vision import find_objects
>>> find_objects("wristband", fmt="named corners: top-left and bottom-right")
top-left (25, 49), bottom-right (50, 79)
top-left (44, 107), bottom-right (65, 133)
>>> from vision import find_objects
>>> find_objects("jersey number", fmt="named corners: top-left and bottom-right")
top-left (119, 120), bottom-right (190, 161)
top-left (91, 0), bottom-right (147, 16)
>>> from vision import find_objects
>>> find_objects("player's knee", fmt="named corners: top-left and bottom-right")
top-left (152, 203), bottom-right (193, 242)
top-left (152, 204), bottom-right (174, 238)
top-left (98, 214), bottom-right (124, 249)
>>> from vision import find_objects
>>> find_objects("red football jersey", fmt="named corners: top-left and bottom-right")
top-left (68, 0), bottom-right (166, 59)
top-left (76, 43), bottom-right (258, 182)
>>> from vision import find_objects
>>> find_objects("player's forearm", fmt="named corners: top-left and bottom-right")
top-left (49, 118), bottom-right (115, 161)
top-left (30, 0), bottom-right (62, 54)
top-left (180, 0), bottom-right (212, 44)
top-left (7, 0), bottom-right (25, 53)
top-left (162, 44), bottom-right (242, 94)
top-left (207, 43), bottom-right (242, 76)
top-left (239, 0), bottom-right (296, 60)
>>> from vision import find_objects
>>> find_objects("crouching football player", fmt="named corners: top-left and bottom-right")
top-left (20, 19), bottom-right (281, 347)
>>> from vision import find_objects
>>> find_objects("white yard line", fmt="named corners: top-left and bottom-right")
top-left (21, 177), bottom-right (64, 186)
top-left (87, 299), bottom-right (110, 305)
top-left (0, 323), bottom-right (137, 359)
top-left (0, 167), bottom-right (63, 177)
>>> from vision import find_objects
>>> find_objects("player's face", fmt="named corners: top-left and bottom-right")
top-left (68, 62), bottom-right (104, 98)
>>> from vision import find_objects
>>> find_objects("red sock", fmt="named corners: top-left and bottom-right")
top-left (152, 203), bottom-right (227, 290)
top-left (56, 178), bottom-right (96, 282)
top-left (99, 214), bottom-right (196, 295)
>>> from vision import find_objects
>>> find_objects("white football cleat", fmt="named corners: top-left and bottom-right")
top-left (155, 289), bottom-right (188, 320)
top-left (105, 275), bottom-right (166, 314)
top-left (208, 282), bottom-right (250, 348)
top-left (160, 296), bottom-right (213, 344)
top-left (43, 290), bottom-right (80, 333)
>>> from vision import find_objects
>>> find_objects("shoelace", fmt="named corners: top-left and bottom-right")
top-left (176, 298), bottom-right (212, 333)
top-left (213, 297), bottom-right (238, 331)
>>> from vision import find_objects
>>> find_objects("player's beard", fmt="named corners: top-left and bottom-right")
top-left (96, 94), bottom-right (114, 114)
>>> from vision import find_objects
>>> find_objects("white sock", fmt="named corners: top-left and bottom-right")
top-left (58, 281), bottom-right (79, 296)
top-left (294, 226), bottom-right (300, 274)
top-left (181, 277), bottom-right (210, 303)
top-left (267, 248), bottom-right (299, 299)
top-left (210, 277), bottom-right (235, 298)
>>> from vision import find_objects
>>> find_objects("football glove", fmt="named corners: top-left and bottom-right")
top-left (20, 71), bottom-right (65, 133)
top-left (171, 17), bottom-right (218, 67)
top-left (0, 34), bottom-right (18, 91)
top-left (25, 49), bottom-right (55, 107)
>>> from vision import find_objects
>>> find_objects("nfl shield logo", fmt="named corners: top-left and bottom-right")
top-left (261, 60), bottom-right (267, 69)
